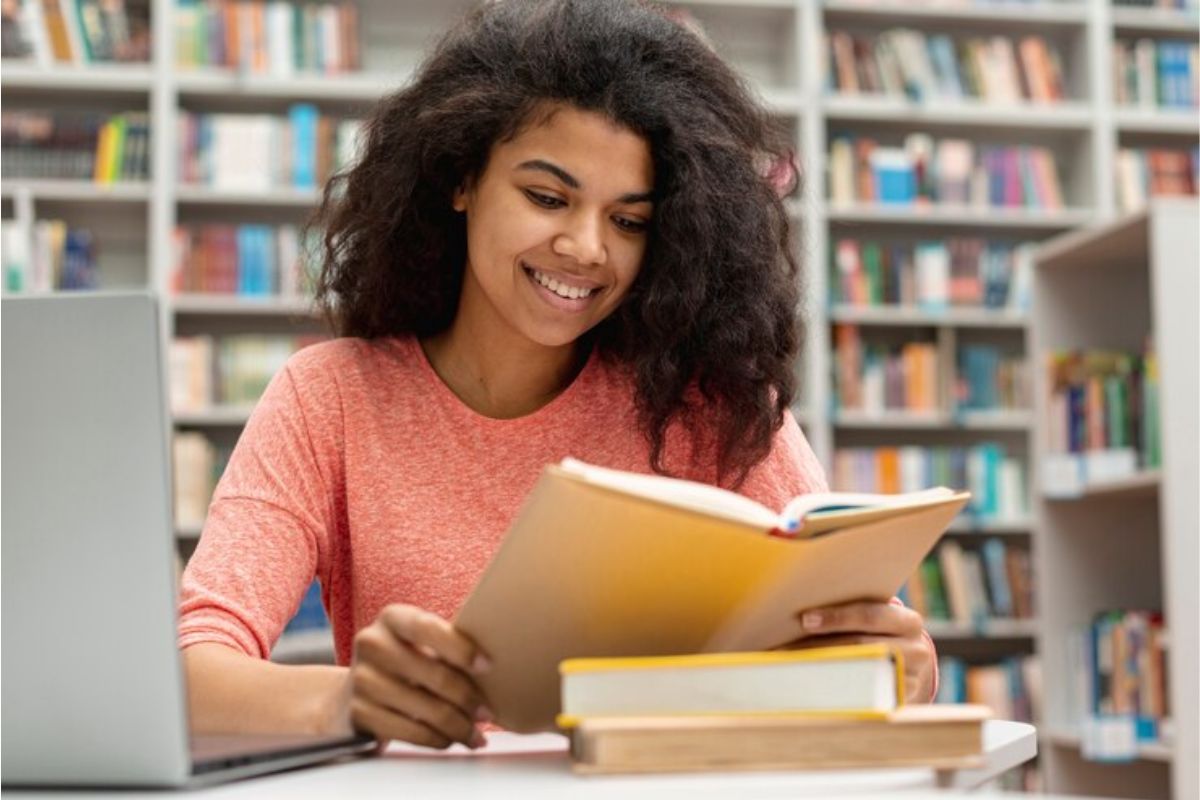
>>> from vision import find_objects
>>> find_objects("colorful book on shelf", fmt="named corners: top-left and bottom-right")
top-left (937, 655), bottom-right (1039, 725)
top-left (567, 704), bottom-right (992, 775)
top-left (557, 644), bottom-right (903, 729)
top-left (455, 458), bottom-right (970, 732)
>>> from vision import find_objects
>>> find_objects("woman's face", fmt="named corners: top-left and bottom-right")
top-left (453, 104), bottom-right (654, 349)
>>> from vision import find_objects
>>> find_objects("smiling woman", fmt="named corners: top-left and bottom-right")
top-left (177, 0), bottom-right (938, 755)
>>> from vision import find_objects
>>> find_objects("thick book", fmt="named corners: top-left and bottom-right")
top-left (569, 704), bottom-right (992, 774)
top-left (557, 644), bottom-right (903, 729)
top-left (455, 458), bottom-right (970, 732)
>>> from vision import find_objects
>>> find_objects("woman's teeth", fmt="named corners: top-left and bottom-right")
top-left (531, 268), bottom-right (597, 300)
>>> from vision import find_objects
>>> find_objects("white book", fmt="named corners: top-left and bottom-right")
top-left (915, 242), bottom-right (949, 310)
top-left (277, 224), bottom-right (301, 298)
top-left (267, 1), bottom-right (294, 77)
top-left (319, 4), bottom-right (341, 72)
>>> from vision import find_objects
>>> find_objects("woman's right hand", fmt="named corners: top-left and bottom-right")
top-left (343, 603), bottom-right (493, 749)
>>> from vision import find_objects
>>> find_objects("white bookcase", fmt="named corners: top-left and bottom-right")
top-left (2, 1), bottom-right (1197, 788)
top-left (1030, 198), bottom-right (1198, 800)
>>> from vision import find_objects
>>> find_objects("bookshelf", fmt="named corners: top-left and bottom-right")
top-left (1031, 198), bottom-right (1198, 800)
top-left (1, 1), bottom-right (1196, 780)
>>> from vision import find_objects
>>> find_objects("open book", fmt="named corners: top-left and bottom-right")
top-left (455, 458), bottom-right (970, 733)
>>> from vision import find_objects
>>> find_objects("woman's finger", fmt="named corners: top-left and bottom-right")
top-left (349, 695), bottom-right (454, 750)
top-left (352, 663), bottom-right (484, 748)
top-left (797, 601), bottom-right (924, 638)
top-left (353, 622), bottom-right (488, 720)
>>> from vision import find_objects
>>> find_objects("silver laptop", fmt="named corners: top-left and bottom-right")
top-left (1, 292), bottom-right (375, 787)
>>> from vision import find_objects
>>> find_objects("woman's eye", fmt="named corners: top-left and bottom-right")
top-left (613, 216), bottom-right (649, 234)
top-left (524, 189), bottom-right (565, 209)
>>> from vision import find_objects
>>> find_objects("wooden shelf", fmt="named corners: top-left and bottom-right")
top-left (823, 95), bottom-right (1091, 131)
top-left (826, 203), bottom-right (1094, 230)
top-left (1042, 728), bottom-right (1174, 763)
top-left (829, 305), bottom-right (1028, 329)
top-left (0, 61), bottom-right (153, 92)
top-left (1111, 6), bottom-right (1200, 34)
top-left (1043, 469), bottom-right (1162, 501)
top-left (924, 618), bottom-right (1038, 640)
top-left (173, 406), bottom-right (255, 427)
top-left (945, 517), bottom-right (1034, 535)
top-left (175, 185), bottom-right (323, 207)
top-left (833, 409), bottom-right (1030, 431)
top-left (270, 629), bottom-right (335, 663)
top-left (172, 294), bottom-right (317, 317)
top-left (1114, 107), bottom-right (1200, 136)
top-left (175, 70), bottom-right (399, 102)
top-left (821, 0), bottom-right (1088, 28)
top-left (0, 179), bottom-right (152, 202)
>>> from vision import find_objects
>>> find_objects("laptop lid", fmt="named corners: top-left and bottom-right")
top-left (2, 293), bottom-right (192, 786)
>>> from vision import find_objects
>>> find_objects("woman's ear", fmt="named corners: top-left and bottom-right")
top-left (452, 179), bottom-right (471, 212)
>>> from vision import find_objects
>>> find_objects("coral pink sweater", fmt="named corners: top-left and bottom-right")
top-left (178, 336), bottom-right (934, 698)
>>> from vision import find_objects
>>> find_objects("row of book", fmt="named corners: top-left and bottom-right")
top-left (831, 237), bottom-right (1033, 311)
top-left (284, 581), bottom-right (331, 634)
top-left (0, 219), bottom-right (98, 293)
top-left (902, 539), bottom-right (1035, 627)
top-left (1045, 348), bottom-right (1161, 469)
top-left (174, 0), bottom-right (361, 76)
top-left (937, 655), bottom-right (1040, 726)
top-left (1113, 39), bottom-right (1200, 109)
top-left (1, 111), bottom-right (151, 182)
top-left (170, 334), bottom-right (320, 412)
top-left (827, 29), bottom-right (1066, 104)
top-left (178, 107), bottom-right (360, 192)
top-left (1115, 147), bottom-right (1199, 213)
top-left (833, 444), bottom-right (1028, 522)
top-left (173, 431), bottom-right (230, 528)
top-left (172, 223), bottom-right (319, 297)
top-left (1066, 610), bottom-right (1168, 742)
top-left (829, 134), bottom-right (1065, 209)
top-left (957, 345), bottom-right (1029, 412)
top-left (833, 325), bottom-right (939, 413)
top-left (0, 0), bottom-right (150, 64)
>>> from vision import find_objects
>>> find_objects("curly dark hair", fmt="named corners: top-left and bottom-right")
top-left (313, 0), bottom-right (803, 488)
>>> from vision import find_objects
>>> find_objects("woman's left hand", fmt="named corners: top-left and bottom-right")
top-left (786, 601), bottom-right (936, 704)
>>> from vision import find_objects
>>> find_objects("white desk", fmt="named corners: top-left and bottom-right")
top-left (4, 721), bottom-right (1038, 799)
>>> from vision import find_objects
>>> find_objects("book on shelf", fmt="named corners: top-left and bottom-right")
top-left (831, 236), bottom-right (1034, 313)
top-left (0, 0), bottom-right (150, 65)
top-left (826, 28), bottom-right (1066, 104)
top-left (0, 110), bottom-right (150, 183)
top-left (1, 218), bottom-right (98, 292)
top-left (567, 704), bottom-right (991, 775)
top-left (832, 323), bottom-right (940, 414)
top-left (937, 655), bottom-right (1040, 726)
top-left (829, 133), bottom-right (1065, 211)
top-left (177, 107), bottom-right (361, 192)
top-left (169, 333), bottom-right (322, 412)
top-left (1116, 147), bottom-right (1199, 213)
top-left (902, 538), bottom-right (1034, 627)
top-left (956, 344), bottom-right (1029, 412)
top-left (455, 457), bottom-right (971, 732)
top-left (1113, 38), bottom-right (1199, 110)
top-left (834, 445), bottom-right (1028, 523)
top-left (175, 0), bottom-right (360, 76)
top-left (282, 580), bottom-right (331, 635)
top-left (172, 223), bottom-right (319, 298)
top-left (1065, 610), bottom-right (1168, 745)
top-left (1042, 347), bottom-right (1161, 494)
top-left (557, 644), bottom-right (903, 728)
top-left (172, 431), bottom-right (230, 529)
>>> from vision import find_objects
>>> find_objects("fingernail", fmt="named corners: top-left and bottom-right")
top-left (471, 730), bottom-right (487, 749)
top-left (802, 612), bottom-right (823, 629)
top-left (472, 654), bottom-right (492, 674)
top-left (474, 705), bottom-right (494, 723)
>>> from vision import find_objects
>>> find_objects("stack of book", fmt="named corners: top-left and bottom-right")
top-left (833, 324), bottom-right (939, 414)
top-left (937, 655), bottom-right (1040, 725)
top-left (557, 645), bottom-right (991, 774)
top-left (833, 445), bottom-right (1028, 523)
top-left (1116, 147), bottom-right (1199, 212)
top-left (174, 0), bottom-right (360, 75)
top-left (956, 344), bottom-right (1029, 412)
top-left (831, 237), bottom-right (1034, 312)
top-left (0, 110), bottom-right (151, 182)
top-left (1065, 610), bottom-right (1168, 744)
top-left (1042, 347), bottom-right (1161, 494)
top-left (1, 219), bottom-right (98, 293)
top-left (169, 333), bottom-right (322, 412)
top-left (902, 538), bottom-right (1035, 628)
top-left (0, 0), bottom-right (150, 64)
top-left (172, 223), bottom-right (319, 298)
top-left (178, 106), bottom-right (361, 192)
top-left (829, 133), bottom-right (1064, 210)
top-left (827, 29), bottom-right (1067, 104)
top-left (172, 432), bottom-right (231, 529)
top-left (1113, 39), bottom-right (1199, 109)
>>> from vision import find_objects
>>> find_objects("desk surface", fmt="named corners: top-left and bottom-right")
top-left (5, 720), bottom-right (1039, 799)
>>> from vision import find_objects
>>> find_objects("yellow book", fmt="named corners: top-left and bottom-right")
top-left (456, 458), bottom-right (969, 733)
top-left (556, 643), bottom-right (905, 730)
top-left (92, 119), bottom-right (115, 184)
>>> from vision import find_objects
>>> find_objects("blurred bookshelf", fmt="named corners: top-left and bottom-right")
top-left (1, 0), bottom-right (1197, 775)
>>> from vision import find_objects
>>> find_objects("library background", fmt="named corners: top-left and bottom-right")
top-left (1, 0), bottom-right (1196, 796)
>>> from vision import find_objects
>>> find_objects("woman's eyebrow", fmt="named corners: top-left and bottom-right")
top-left (516, 159), bottom-right (654, 204)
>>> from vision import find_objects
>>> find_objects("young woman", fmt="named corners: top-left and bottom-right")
top-left (179, 0), bottom-right (937, 752)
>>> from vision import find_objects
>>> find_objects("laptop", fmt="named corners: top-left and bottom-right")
top-left (1, 293), bottom-right (376, 787)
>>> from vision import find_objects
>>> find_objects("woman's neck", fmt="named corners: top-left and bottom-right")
top-left (419, 320), bottom-right (588, 420)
